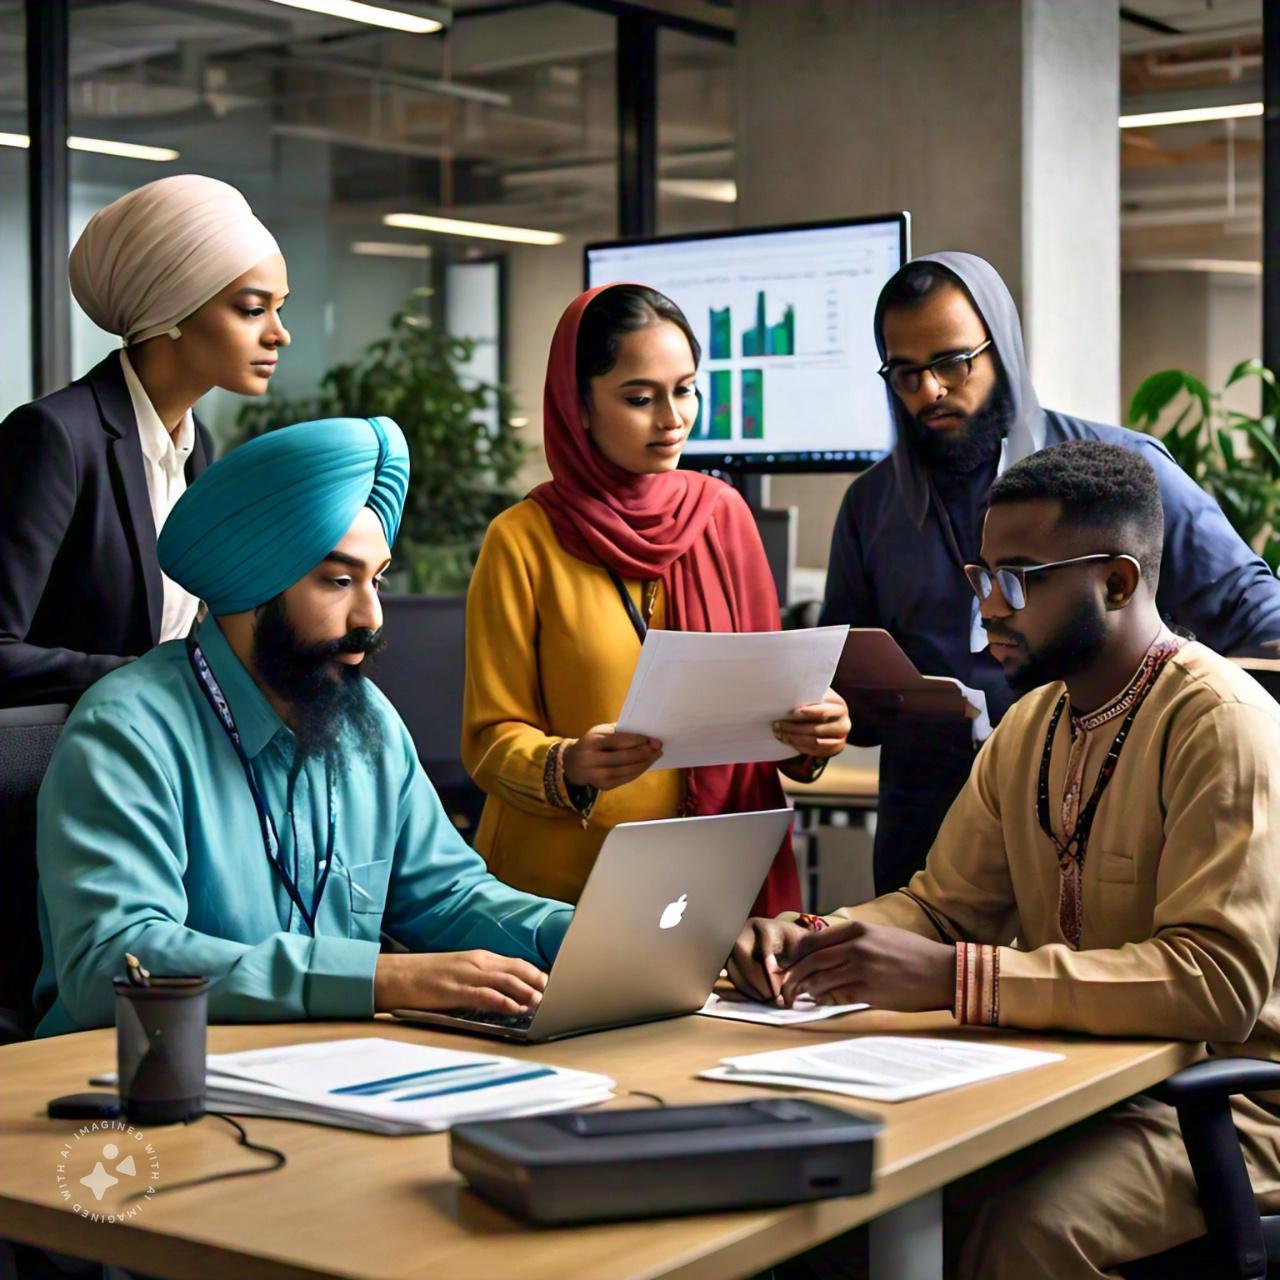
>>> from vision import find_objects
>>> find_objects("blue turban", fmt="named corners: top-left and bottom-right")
top-left (158, 416), bottom-right (410, 615)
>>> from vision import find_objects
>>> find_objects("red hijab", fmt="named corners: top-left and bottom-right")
top-left (529, 285), bottom-right (800, 917)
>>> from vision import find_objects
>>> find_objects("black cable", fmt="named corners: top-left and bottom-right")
top-left (124, 1112), bottom-right (287, 1202)
top-left (626, 1089), bottom-right (667, 1107)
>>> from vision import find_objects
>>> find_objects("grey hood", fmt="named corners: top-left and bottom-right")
top-left (873, 250), bottom-right (1046, 529)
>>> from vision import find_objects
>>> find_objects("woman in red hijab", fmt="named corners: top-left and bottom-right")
top-left (462, 284), bottom-right (850, 913)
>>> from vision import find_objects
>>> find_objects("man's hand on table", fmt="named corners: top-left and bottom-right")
top-left (374, 951), bottom-right (549, 1015)
top-left (780, 920), bottom-right (957, 1012)
top-left (727, 917), bottom-right (811, 1005)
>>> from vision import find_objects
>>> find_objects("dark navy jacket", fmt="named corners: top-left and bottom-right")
top-left (820, 252), bottom-right (1280, 892)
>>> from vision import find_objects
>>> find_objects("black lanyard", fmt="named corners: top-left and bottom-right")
top-left (1035, 695), bottom-right (1137, 873)
top-left (186, 636), bottom-right (335, 935)
top-left (606, 567), bottom-right (649, 644)
top-left (1034, 642), bottom-right (1178, 869)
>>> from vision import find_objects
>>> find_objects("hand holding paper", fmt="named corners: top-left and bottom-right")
top-left (615, 626), bottom-right (849, 772)
top-left (771, 686), bottom-right (852, 759)
top-left (563, 724), bottom-right (663, 791)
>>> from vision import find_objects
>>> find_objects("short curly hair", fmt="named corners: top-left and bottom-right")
top-left (989, 440), bottom-right (1164, 585)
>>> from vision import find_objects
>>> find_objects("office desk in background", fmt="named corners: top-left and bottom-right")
top-left (783, 746), bottom-right (879, 911)
top-left (0, 1014), bottom-right (1195, 1280)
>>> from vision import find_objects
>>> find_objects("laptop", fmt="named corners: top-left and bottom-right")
top-left (392, 808), bottom-right (794, 1043)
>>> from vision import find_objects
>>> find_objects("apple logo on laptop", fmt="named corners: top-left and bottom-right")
top-left (659, 894), bottom-right (688, 930)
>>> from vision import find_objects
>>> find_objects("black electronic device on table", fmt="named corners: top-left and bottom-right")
top-left (449, 1098), bottom-right (882, 1225)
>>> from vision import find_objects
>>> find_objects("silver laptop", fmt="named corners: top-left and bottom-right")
top-left (392, 808), bottom-right (793, 1043)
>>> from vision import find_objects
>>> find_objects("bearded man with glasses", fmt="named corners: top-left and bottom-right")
top-left (820, 252), bottom-right (1280, 894)
top-left (733, 441), bottom-right (1280, 1279)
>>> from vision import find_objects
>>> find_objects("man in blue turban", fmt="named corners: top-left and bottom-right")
top-left (34, 417), bottom-right (571, 1035)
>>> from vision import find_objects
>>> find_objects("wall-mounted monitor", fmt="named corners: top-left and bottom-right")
top-left (585, 213), bottom-right (909, 474)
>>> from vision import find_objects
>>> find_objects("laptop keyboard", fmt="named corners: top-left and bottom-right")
top-left (445, 1007), bottom-right (535, 1030)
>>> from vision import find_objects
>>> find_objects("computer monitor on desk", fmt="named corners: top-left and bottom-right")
top-left (369, 595), bottom-right (481, 826)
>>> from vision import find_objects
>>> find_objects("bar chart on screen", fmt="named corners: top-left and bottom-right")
top-left (590, 217), bottom-right (906, 467)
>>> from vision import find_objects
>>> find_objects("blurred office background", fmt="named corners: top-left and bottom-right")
top-left (1, 0), bottom-right (1275, 905)
top-left (0, 0), bottom-right (1271, 560)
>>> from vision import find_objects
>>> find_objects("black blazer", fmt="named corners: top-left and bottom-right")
top-left (0, 353), bottom-right (213, 708)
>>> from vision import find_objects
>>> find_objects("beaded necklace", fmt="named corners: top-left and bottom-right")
top-left (1035, 633), bottom-right (1183, 948)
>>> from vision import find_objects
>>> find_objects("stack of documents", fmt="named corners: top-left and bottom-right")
top-left (702, 1036), bottom-right (1063, 1102)
top-left (94, 1037), bottom-right (614, 1135)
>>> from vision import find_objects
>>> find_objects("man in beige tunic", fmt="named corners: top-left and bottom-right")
top-left (731, 439), bottom-right (1280, 1278)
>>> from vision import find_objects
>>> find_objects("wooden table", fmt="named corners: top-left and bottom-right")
top-left (0, 1013), bottom-right (1196, 1280)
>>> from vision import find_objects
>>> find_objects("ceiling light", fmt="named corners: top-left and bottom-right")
top-left (351, 240), bottom-right (434, 259)
top-left (69, 137), bottom-right (179, 161)
top-left (1119, 102), bottom-right (1262, 129)
top-left (0, 132), bottom-right (178, 161)
top-left (383, 213), bottom-right (565, 247)
top-left (262, 0), bottom-right (442, 34)
top-left (660, 178), bottom-right (737, 204)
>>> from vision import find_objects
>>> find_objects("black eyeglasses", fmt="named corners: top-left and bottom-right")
top-left (964, 553), bottom-right (1140, 611)
top-left (878, 339), bottom-right (993, 396)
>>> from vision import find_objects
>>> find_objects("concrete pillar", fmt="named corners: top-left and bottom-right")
top-left (735, 0), bottom-right (1119, 568)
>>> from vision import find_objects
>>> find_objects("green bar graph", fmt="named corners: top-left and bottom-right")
top-left (766, 304), bottom-right (795, 356)
top-left (742, 369), bottom-right (764, 439)
top-left (709, 371), bottom-right (732, 439)
top-left (709, 306), bottom-right (732, 361)
top-left (740, 291), bottom-right (795, 358)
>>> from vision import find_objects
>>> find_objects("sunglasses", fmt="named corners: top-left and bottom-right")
top-left (964, 553), bottom-right (1140, 611)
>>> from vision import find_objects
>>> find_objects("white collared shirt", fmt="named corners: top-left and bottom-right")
top-left (119, 350), bottom-right (201, 642)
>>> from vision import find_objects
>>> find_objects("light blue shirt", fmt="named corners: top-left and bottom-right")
top-left (34, 616), bottom-right (573, 1036)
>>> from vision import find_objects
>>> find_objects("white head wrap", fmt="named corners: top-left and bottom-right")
top-left (69, 174), bottom-right (281, 345)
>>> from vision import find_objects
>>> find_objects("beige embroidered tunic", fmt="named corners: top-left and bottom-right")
top-left (836, 641), bottom-right (1280, 1067)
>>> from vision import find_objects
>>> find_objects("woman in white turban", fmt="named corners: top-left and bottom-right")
top-left (0, 174), bottom-right (290, 709)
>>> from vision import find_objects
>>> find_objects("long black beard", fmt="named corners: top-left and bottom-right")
top-left (1002, 598), bottom-right (1109, 696)
top-left (252, 596), bottom-right (387, 773)
top-left (908, 379), bottom-right (1015, 474)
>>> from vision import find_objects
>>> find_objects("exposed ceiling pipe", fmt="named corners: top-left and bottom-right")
top-left (1121, 204), bottom-right (1260, 229)
top-left (1122, 22), bottom-right (1261, 55)
top-left (1143, 52), bottom-right (1261, 76)
top-left (1123, 178), bottom-right (1262, 205)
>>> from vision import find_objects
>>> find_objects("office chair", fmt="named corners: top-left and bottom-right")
top-left (1119, 1058), bottom-right (1280, 1279)
top-left (369, 595), bottom-right (486, 833)
top-left (0, 703), bottom-right (68, 1044)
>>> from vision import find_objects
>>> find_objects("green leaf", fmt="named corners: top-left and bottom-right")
top-left (1127, 369), bottom-right (1189, 427)
top-left (235, 289), bottom-right (527, 589)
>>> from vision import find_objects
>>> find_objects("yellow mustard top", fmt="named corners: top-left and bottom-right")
top-left (462, 498), bottom-right (684, 903)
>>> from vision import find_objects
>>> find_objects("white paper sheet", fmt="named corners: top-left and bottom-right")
top-left (615, 626), bottom-right (849, 771)
top-left (698, 993), bottom-right (868, 1025)
top-left (702, 1035), bottom-right (1062, 1102)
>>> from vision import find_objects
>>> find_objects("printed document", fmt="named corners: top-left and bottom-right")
top-left (616, 626), bottom-right (849, 771)
top-left (702, 1035), bottom-right (1062, 1102)
top-left (698, 993), bottom-right (868, 1025)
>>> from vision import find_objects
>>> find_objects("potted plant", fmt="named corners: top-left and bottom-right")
top-left (1127, 359), bottom-right (1280, 572)
top-left (235, 289), bottom-right (526, 594)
